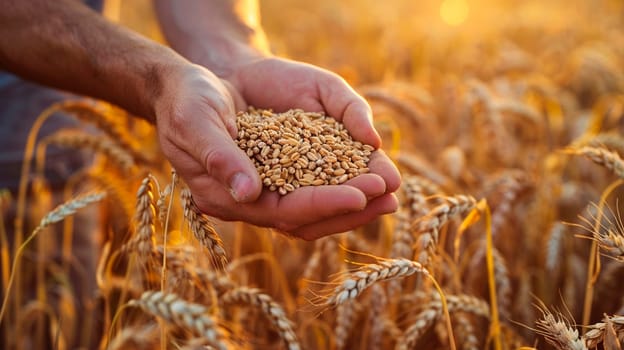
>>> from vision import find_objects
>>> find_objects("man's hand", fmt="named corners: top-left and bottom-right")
top-left (225, 56), bottom-right (401, 238)
top-left (155, 60), bottom-right (400, 240)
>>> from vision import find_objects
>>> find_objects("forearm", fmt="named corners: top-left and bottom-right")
top-left (154, 0), bottom-right (270, 77)
top-left (0, 0), bottom-right (188, 121)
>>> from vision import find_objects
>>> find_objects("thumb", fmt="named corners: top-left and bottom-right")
top-left (200, 127), bottom-right (262, 203)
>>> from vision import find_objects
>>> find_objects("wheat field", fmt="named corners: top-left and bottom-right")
top-left (1, 0), bottom-right (624, 349)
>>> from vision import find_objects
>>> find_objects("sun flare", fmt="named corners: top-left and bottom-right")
top-left (440, 0), bottom-right (470, 26)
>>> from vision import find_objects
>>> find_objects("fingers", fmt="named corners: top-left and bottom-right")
top-left (367, 149), bottom-right (402, 193)
top-left (318, 73), bottom-right (381, 148)
top-left (344, 173), bottom-right (386, 199)
top-left (165, 102), bottom-right (262, 203)
top-left (188, 179), bottom-right (368, 232)
top-left (291, 193), bottom-right (399, 240)
top-left (200, 127), bottom-right (262, 202)
top-left (270, 184), bottom-right (367, 231)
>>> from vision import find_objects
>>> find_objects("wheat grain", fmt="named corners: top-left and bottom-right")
top-left (236, 108), bottom-right (372, 195)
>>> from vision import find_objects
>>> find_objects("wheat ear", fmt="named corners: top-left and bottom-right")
top-left (366, 284), bottom-right (388, 350)
top-left (413, 195), bottom-right (477, 264)
top-left (335, 300), bottom-right (357, 350)
top-left (454, 313), bottom-right (481, 350)
top-left (388, 210), bottom-right (413, 299)
top-left (534, 302), bottom-right (587, 350)
top-left (584, 314), bottom-right (624, 349)
top-left (41, 130), bottom-right (136, 173)
top-left (396, 294), bottom-right (490, 350)
top-left (129, 290), bottom-right (226, 350)
top-left (572, 146), bottom-right (624, 179)
top-left (0, 191), bottom-right (106, 323)
top-left (124, 176), bottom-right (156, 257)
top-left (592, 227), bottom-right (624, 262)
top-left (220, 286), bottom-right (300, 350)
top-left (180, 187), bottom-right (227, 269)
top-left (60, 100), bottom-right (153, 164)
top-left (402, 174), bottom-right (442, 216)
top-left (324, 258), bottom-right (428, 307)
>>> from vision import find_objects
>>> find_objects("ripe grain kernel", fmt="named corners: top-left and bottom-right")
top-left (334, 168), bottom-right (346, 176)
top-left (261, 146), bottom-right (271, 158)
top-left (236, 107), bottom-right (373, 195)
top-left (272, 148), bottom-right (280, 159)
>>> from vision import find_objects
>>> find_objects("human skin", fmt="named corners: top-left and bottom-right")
top-left (0, 0), bottom-right (401, 239)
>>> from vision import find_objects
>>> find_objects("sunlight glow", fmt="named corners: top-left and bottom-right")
top-left (440, 0), bottom-right (470, 26)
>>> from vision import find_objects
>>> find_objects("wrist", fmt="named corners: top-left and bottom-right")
top-left (154, 0), bottom-right (271, 79)
top-left (114, 45), bottom-right (190, 124)
top-left (186, 37), bottom-right (270, 79)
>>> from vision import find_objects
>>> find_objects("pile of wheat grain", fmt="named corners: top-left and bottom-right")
top-left (236, 108), bottom-right (372, 195)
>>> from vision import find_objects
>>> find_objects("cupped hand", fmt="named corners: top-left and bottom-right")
top-left (156, 61), bottom-right (400, 240)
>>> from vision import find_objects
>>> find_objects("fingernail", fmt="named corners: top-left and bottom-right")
top-left (229, 172), bottom-right (252, 202)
